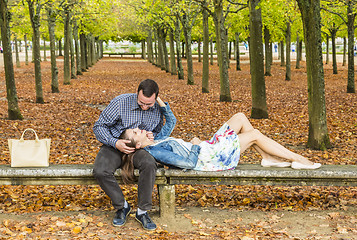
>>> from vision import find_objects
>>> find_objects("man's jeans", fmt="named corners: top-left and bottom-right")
top-left (93, 145), bottom-right (157, 211)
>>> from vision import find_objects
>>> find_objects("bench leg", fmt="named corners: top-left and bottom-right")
top-left (158, 184), bottom-right (175, 219)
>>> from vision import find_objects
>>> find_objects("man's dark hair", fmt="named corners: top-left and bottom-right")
top-left (137, 79), bottom-right (159, 98)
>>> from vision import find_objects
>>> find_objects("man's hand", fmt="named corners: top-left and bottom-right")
top-left (146, 131), bottom-right (154, 141)
top-left (115, 139), bottom-right (135, 154)
top-left (190, 137), bottom-right (202, 145)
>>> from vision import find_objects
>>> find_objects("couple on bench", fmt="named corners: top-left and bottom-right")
top-left (92, 79), bottom-right (321, 231)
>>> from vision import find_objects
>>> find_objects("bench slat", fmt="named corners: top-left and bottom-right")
top-left (164, 164), bottom-right (357, 187)
top-left (0, 164), bottom-right (167, 185)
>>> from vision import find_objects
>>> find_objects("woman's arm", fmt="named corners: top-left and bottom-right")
top-left (146, 144), bottom-right (200, 169)
top-left (154, 97), bottom-right (177, 140)
top-left (156, 97), bottom-right (166, 107)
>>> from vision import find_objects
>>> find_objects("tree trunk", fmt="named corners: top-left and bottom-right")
top-left (73, 19), bottom-right (81, 75)
top-left (182, 14), bottom-right (194, 85)
top-left (213, 0), bottom-right (231, 102)
top-left (296, 34), bottom-right (301, 69)
top-left (280, 40), bottom-right (285, 66)
top-left (162, 29), bottom-right (170, 73)
top-left (175, 17), bottom-right (184, 79)
top-left (169, 30), bottom-right (177, 75)
top-left (63, 9), bottom-right (71, 85)
top-left (47, 6), bottom-right (59, 93)
top-left (69, 20), bottom-right (76, 79)
top-left (80, 33), bottom-right (87, 71)
top-left (43, 36), bottom-right (47, 61)
top-left (346, 2), bottom-right (355, 93)
top-left (297, 0), bottom-right (331, 150)
top-left (228, 41), bottom-right (232, 60)
top-left (91, 36), bottom-right (96, 66)
top-left (235, 33), bottom-right (241, 71)
top-left (342, 37), bottom-right (346, 66)
top-left (325, 35), bottom-right (329, 64)
top-left (27, 0), bottom-right (44, 103)
top-left (210, 38), bottom-right (214, 65)
top-left (0, 0), bottom-right (23, 119)
top-left (14, 35), bottom-right (20, 67)
top-left (299, 40), bottom-right (303, 62)
top-left (141, 40), bottom-right (145, 59)
top-left (264, 27), bottom-right (271, 76)
top-left (87, 35), bottom-right (92, 67)
top-left (58, 38), bottom-right (63, 56)
top-left (182, 41), bottom-right (185, 58)
top-left (156, 28), bottom-right (164, 69)
top-left (249, 0), bottom-right (268, 118)
top-left (24, 34), bottom-right (29, 65)
top-left (285, 21), bottom-right (291, 81)
top-left (198, 38), bottom-right (201, 62)
top-left (226, 31), bottom-right (230, 67)
top-left (147, 29), bottom-right (153, 64)
top-left (331, 29), bottom-right (337, 74)
top-left (153, 30), bottom-right (158, 66)
top-left (202, 6), bottom-right (209, 93)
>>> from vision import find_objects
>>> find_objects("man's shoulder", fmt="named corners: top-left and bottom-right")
top-left (114, 93), bottom-right (136, 100)
top-left (111, 93), bottom-right (136, 104)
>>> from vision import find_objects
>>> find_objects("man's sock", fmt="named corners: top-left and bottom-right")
top-left (137, 208), bottom-right (147, 215)
top-left (124, 200), bottom-right (129, 209)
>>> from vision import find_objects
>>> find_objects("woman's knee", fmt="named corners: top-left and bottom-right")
top-left (251, 129), bottom-right (262, 141)
top-left (233, 112), bottom-right (246, 121)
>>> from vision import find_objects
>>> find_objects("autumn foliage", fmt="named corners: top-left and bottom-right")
top-left (0, 57), bottom-right (356, 239)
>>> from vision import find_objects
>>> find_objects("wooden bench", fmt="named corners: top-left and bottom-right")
top-left (106, 53), bottom-right (140, 57)
top-left (0, 164), bottom-right (356, 220)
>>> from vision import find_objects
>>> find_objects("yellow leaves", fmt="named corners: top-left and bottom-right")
top-left (55, 220), bottom-right (66, 227)
top-left (72, 226), bottom-right (82, 234)
top-left (199, 231), bottom-right (210, 236)
top-left (20, 226), bottom-right (32, 234)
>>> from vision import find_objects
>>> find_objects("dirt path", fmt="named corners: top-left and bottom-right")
top-left (0, 206), bottom-right (356, 239)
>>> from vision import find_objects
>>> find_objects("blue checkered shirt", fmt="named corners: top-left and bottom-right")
top-left (93, 93), bottom-right (164, 149)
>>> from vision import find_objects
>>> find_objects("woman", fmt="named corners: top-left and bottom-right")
top-left (119, 97), bottom-right (321, 181)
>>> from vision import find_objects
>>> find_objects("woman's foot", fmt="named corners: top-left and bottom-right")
top-left (261, 159), bottom-right (291, 168)
top-left (291, 162), bottom-right (322, 170)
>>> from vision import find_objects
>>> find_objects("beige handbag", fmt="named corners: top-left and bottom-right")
top-left (8, 128), bottom-right (51, 167)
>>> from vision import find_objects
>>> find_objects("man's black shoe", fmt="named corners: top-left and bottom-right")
top-left (135, 212), bottom-right (157, 230)
top-left (113, 204), bottom-right (131, 227)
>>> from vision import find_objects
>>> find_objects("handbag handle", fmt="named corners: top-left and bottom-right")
top-left (20, 128), bottom-right (40, 142)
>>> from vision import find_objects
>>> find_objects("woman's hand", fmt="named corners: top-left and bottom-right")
top-left (190, 137), bottom-right (202, 145)
top-left (156, 97), bottom-right (166, 107)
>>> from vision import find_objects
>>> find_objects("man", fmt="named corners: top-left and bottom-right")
top-left (93, 79), bottom-right (163, 230)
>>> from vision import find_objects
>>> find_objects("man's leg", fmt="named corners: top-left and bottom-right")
top-left (93, 145), bottom-right (125, 210)
top-left (133, 149), bottom-right (157, 211)
top-left (133, 149), bottom-right (158, 230)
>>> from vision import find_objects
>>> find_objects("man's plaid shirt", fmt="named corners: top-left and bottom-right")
top-left (93, 93), bottom-right (163, 149)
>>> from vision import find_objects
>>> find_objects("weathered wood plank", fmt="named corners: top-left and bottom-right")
top-left (165, 164), bottom-right (357, 187)
top-left (0, 164), bottom-right (167, 185)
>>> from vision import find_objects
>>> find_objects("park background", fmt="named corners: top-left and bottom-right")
top-left (1, 0), bottom-right (357, 239)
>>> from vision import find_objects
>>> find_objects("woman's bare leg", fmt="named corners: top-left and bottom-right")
top-left (238, 129), bottom-right (314, 165)
top-left (227, 113), bottom-right (288, 163)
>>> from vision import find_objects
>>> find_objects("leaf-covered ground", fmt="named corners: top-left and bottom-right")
top-left (0, 56), bottom-right (356, 239)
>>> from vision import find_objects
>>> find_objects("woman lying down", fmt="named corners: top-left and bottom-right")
top-left (119, 97), bottom-right (321, 182)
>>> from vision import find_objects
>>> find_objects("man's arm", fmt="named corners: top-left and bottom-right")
top-left (93, 98), bottom-right (122, 148)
